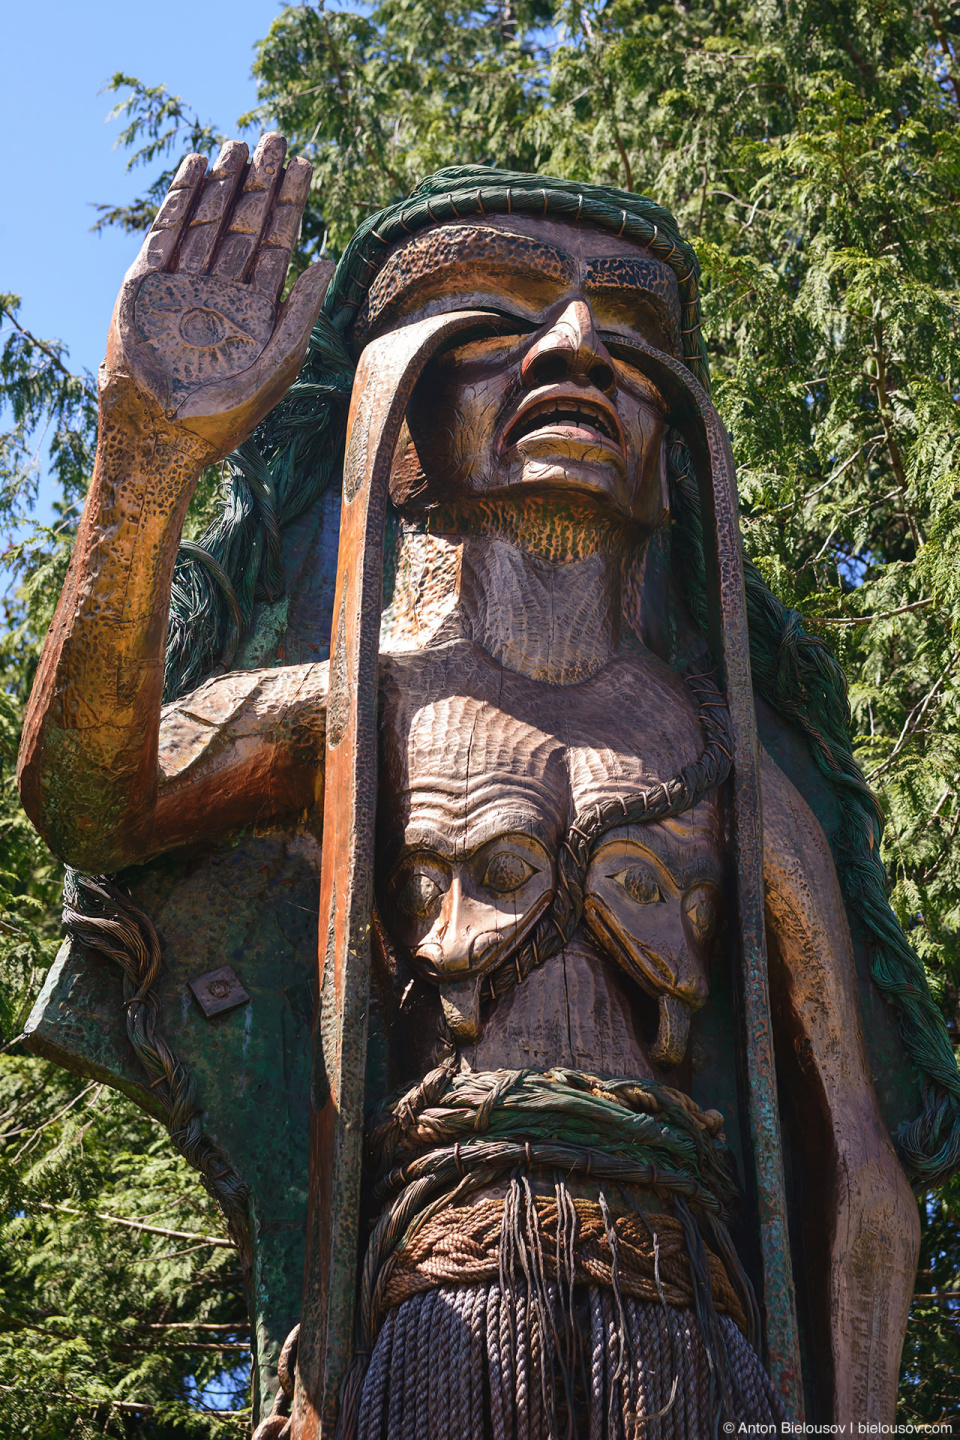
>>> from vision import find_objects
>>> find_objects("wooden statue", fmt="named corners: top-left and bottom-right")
top-left (19, 135), bottom-right (958, 1438)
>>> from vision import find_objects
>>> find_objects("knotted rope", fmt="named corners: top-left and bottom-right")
top-left (335, 1064), bottom-right (760, 1440)
top-left (61, 870), bottom-right (248, 1246)
top-left (374, 1193), bottom-right (747, 1333)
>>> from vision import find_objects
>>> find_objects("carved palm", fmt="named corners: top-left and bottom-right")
top-left (107, 133), bottom-right (333, 456)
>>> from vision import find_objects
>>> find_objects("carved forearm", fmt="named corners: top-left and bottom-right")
top-left (17, 371), bottom-right (216, 869)
top-left (761, 750), bottom-right (919, 1422)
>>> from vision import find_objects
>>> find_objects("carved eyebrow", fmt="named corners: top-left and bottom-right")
top-left (388, 824), bottom-right (555, 869)
top-left (581, 256), bottom-right (682, 357)
top-left (354, 226), bottom-right (578, 341)
top-left (593, 829), bottom-right (724, 889)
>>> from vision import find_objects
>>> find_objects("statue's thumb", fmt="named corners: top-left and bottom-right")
top-left (267, 259), bottom-right (337, 384)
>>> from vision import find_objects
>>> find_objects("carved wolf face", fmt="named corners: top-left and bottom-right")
top-left (583, 806), bottom-right (724, 1068)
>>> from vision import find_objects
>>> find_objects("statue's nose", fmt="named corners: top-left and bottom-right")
top-left (520, 299), bottom-right (617, 396)
top-left (426, 879), bottom-right (482, 974)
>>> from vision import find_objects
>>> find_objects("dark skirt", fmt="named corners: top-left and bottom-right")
top-left (355, 1282), bottom-right (784, 1440)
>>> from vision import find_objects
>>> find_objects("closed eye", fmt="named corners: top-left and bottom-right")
top-left (439, 312), bottom-right (535, 363)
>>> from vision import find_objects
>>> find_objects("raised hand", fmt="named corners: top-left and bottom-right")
top-left (106, 133), bottom-right (333, 457)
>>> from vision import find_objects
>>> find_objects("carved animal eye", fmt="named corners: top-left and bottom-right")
top-left (481, 851), bottom-right (536, 895)
top-left (611, 867), bottom-right (664, 905)
top-left (397, 872), bottom-right (443, 923)
top-left (683, 888), bottom-right (718, 942)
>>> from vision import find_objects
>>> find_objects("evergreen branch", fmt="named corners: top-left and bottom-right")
top-left (870, 317), bottom-right (924, 551)
top-left (819, 598), bottom-right (935, 625)
top-left (135, 1320), bottom-right (250, 1330)
top-left (7, 1081), bottom-right (100, 1159)
top-left (866, 654), bottom-right (959, 784)
top-left (0, 1384), bottom-right (249, 1416)
top-left (928, 3), bottom-right (960, 111)
top-left (0, 1072), bottom-right (49, 1127)
top-left (0, 302), bottom-right (88, 391)
top-left (36, 1200), bottom-right (234, 1248)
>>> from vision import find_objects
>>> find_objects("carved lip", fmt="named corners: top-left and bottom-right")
top-left (499, 384), bottom-right (625, 458)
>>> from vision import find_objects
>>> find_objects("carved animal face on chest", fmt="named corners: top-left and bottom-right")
top-left (583, 803), bottom-right (724, 1068)
top-left (378, 655), bottom-right (568, 1040)
top-left (384, 831), bottom-right (557, 1039)
top-left (378, 647), bottom-right (727, 1061)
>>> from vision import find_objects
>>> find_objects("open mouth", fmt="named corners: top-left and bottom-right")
top-left (502, 393), bottom-right (623, 451)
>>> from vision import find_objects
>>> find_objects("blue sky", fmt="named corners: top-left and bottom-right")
top-left (4, 1), bottom-right (286, 383)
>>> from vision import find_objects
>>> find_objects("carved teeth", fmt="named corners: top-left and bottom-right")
top-left (508, 399), bottom-right (618, 445)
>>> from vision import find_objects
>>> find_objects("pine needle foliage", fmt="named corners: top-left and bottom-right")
top-left (4, 0), bottom-right (960, 1427)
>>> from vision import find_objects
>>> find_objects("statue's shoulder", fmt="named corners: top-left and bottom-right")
top-left (555, 644), bottom-right (704, 767)
top-left (378, 636), bottom-right (502, 706)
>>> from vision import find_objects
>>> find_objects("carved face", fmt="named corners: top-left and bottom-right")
top-left (583, 803), bottom-right (724, 1067)
top-left (359, 217), bottom-right (676, 526)
top-left (384, 833), bottom-right (555, 1039)
top-left (378, 651), bottom-right (568, 1041)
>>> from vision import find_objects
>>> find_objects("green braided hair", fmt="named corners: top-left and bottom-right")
top-left (162, 164), bottom-right (960, 1189)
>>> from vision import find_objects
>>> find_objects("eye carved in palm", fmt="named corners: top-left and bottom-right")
top-left (135, 273), bottom-right (275, 397)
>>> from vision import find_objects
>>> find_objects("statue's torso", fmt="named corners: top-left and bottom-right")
top-left (377, 635), bottom-right (719, 1086)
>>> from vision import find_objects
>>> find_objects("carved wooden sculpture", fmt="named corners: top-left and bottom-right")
top-left (20, 140), bottom-right (959, 1437)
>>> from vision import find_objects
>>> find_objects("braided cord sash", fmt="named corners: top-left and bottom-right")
top-left (334, 1065), bottom-right (759, 1440)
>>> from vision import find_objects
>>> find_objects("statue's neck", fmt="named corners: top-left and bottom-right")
top-left (421, 495), bottom-right (637, 686)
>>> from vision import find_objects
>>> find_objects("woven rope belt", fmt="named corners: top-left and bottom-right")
top-left (331, 1065), bottom-right (769, 1440)
top-left (376, 1192), bottom-right (748, 1334)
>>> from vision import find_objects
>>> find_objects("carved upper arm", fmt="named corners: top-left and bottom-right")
top-left (151, 661), bottom-right (328, 855)
top-left (761, 747), bottom-right (918, 1421)
top-left (760, 747), bottom-right (864, 1065)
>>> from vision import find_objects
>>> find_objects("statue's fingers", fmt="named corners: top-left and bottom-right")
top-left (251, 261), bottom-right (334, 387)
top-left (177, 140), bottom-right (249, 274)
top-left (212, 132), bottom-right (287, 282)
top-left (250, 157), bottom-right (314, 304)
top-left (128, 153), bottom-right (207, 278)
